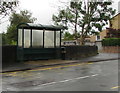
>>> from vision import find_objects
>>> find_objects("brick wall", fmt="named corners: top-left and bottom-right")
top-left (110, 13), bottom-right (120, 29)
top-left (102, 46), bottom-right (120, 53)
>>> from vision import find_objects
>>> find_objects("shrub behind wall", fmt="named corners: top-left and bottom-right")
top-left (102, 38), bottom-right (120, 46)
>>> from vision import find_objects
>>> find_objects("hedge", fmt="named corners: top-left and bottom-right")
top-left (102, 38), bottom-right (120, 46)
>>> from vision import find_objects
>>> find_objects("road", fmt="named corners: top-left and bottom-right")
top-left (1, 60), bottom-right (119, 91)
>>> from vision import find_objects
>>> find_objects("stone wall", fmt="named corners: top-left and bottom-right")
top-left (2, 45), bottom-right (98, 67)
top-left (62, 45), bottom-right (98, 60)
top-left (2, 45), bottom-right (17, 67)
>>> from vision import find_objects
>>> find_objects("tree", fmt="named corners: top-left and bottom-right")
top-left (6, 10), bottom-right (36, 44)
top-left (0, 0), bottom-right (18, 45)
top-left (0, 0), bottom-right (18, 21)
top-left (52, 7), bottom-right (79, 40)
top-left (1, 32), bottom-right (8, 45)
top-left (63, 32), bottom-right (74, 40)
top-left (52, 0), bottom-right (116, 45)
top-left (9, 10), bottom-right (36, 25)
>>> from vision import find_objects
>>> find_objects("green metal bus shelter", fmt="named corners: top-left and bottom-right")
top-left (17, 23), bottom-right (66, 61)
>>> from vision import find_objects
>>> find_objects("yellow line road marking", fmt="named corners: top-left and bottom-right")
top-left (28, 63), bottom-right (92, 72)
top-left (111, 86), bottom-right (120, 89)
top-left (1, 62), bottom-right (93, 75)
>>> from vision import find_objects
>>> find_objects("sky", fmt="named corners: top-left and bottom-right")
top-left (0, 0), bottom-right (120, 33)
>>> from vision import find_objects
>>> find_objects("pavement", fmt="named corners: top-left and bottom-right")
top-left (1, 53), bottom-right (120, 73)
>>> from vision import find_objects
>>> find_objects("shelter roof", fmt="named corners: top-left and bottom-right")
top-left (17, 23), bottom-right (67, 31)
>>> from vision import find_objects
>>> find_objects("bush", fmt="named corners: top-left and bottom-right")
top-left (102, 38), bottom-right (120, 46)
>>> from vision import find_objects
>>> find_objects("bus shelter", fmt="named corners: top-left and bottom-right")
top-left (17, 23), bottom-right (66, 61)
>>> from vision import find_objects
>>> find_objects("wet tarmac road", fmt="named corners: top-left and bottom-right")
top-left (1, 60), bottom-right (118, 91)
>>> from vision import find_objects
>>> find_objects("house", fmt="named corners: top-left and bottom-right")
top-left (89, 13), bottom-right (120, 42)
top-left (109, 13), bottom-right (120, 29)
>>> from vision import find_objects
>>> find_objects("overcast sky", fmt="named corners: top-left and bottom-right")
top-left (0, 0), bottom-right (120, 33)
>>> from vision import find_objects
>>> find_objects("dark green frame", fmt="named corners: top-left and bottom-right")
top-left (17, 23), bottom-right (65, 48)
top-left (17, 23), bottom-right (66, 61)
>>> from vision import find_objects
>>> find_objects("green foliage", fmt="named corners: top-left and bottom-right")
top-left (1, 32), bottom-right (8, 45)
top-left (52, 8), bottom-right (71, 26)
top-left (10, 10), bottom-right (36, 25)
top-left (11, 40), bottom-right (17, 45)
top-left (5, 10), bottom-right (36, 45)
top-left (63, 32), bottom-right (81, 40)
top-left (2, 32), bottom-right (17, 45)
top-left (52, 0), bottom-right (116, 45)
top-left (102, 38), bottom-right (120, 46)
top-left (6, 25), bottom-right (17, 44)
top-left (63, 32), bottom-right (74, 40)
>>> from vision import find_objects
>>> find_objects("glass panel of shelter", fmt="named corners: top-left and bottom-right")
top-left (18, 29), bottom-right (22, 47)
top-left (44, 31), bottom-right (54, 48)
top-left (18, 29), bottom-right (61, 48)
top-left (32, 29), bottom-right (43, 48)
top-left (24, 29), bottom-right (31, 48)
top-left (56, 31), bottom-right (60, 47)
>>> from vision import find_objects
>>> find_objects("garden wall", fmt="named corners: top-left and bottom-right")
top-left (2, 45), bottom-right (98, 67)
top-left (102, 46), bottom-right (120, 53)
top-left (101, 38), bottom-right (120, 53)
top-left (2, 45), bottom-right (17, 67)
top-left (62, 45), bottom-right (98, 60)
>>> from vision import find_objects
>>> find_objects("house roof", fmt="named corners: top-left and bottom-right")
top-left (111, 13), bottom-right (120, 20)
top-left (17, 23), bottom-right (67, 31)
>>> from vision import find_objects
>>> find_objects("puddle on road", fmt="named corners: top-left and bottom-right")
top-left (9, 79), bottom-right (54, 88)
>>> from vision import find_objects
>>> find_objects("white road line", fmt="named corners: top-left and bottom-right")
top-left (39, 74), bottom-right (99, 87)
top-left (40, 82), bottom-right (57, 86)
top-left (59, 79), bottom-right (73, 83)
top-left (75, 76), bottom-right (90, 79)
top-left (91, 74), bottom-right (99, 77)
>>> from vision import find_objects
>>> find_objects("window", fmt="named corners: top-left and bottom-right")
top-left (18, 29), bottom-right (22, 47)
top-left (32, 30), bottom-right (43, 48)
top-left (56, 31), bottom-right (60, 47)
top-left (24, 29), bottom-right (30, 48)
top-left (44, 31), bottom-right (54, 48)
top-left (96, 35), bottom-right (100, 41)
